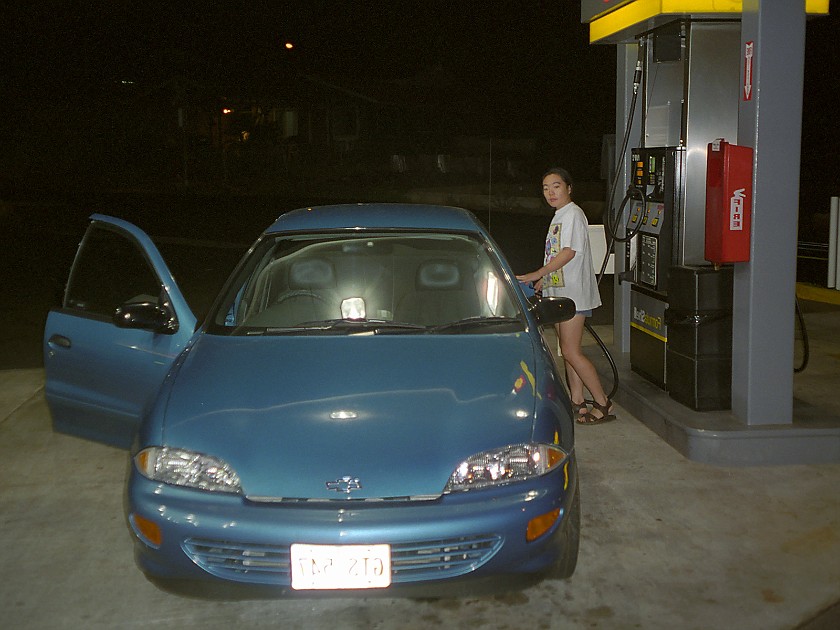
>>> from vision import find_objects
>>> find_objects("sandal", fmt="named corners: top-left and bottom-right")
top-left (577, 399), bottom-right (616, 425)
top-left (572, 401), bottom-right (588, 417)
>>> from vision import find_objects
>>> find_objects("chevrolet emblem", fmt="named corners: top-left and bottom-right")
top-left (326, 476), bottom-right (362, 493)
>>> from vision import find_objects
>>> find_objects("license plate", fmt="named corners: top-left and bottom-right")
top-left (290, 543), bottom-right (391, 590)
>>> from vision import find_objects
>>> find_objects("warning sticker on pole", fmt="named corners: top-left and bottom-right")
top-left (743, 42), bottom-right (754, 101)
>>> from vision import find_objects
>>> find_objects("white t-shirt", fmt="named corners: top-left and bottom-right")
top-left (541, 202), bottom-right (602, 312)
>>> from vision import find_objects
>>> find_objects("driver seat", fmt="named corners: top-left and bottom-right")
top-left (277, 258), bottom-right (340, 324)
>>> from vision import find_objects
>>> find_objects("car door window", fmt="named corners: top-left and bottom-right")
top-left (65, 224), bottom-right (162, 318)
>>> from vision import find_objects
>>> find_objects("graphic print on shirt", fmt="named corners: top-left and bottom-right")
top-left (544, 222), bottom-right (565, 288)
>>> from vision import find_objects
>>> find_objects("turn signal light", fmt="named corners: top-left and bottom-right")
top-left (130, 513), bottom-right (162, 547)
top-left (526, 508), bottom-right (561, 542)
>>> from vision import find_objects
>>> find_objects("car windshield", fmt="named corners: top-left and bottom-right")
top-left (207, 231), bottom-right (524, 335)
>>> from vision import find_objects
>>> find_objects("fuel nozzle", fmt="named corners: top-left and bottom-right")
top-left (633, 38), bottom-right (645, 94)
top-left (633, 60), bottom-right (643, 93)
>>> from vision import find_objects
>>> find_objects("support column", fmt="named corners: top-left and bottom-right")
top-left (733, 0), bottom-right (806, 425)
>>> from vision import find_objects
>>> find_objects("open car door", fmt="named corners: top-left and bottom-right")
top-left (44, 214), bottom-right (197, 448)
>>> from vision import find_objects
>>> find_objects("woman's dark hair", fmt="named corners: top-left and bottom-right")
top-left (542, 167), bottom-right (574, 188)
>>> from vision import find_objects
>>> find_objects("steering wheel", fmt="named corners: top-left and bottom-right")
top-left (274, 290), bottom-right (328, 305)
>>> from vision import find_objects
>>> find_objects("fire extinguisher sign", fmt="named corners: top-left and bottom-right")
top-left (730, 188), bottom-right (746, 231)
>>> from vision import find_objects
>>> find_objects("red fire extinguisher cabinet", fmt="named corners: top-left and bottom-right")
top-left (704, 139), bottom-right (753, 264)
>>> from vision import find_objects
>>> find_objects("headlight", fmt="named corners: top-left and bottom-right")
top-left (444, 443), bottom-right (567, 493)
top-left (134, 447), bottom-right (242, 494)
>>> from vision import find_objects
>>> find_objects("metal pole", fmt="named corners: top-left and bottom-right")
top-left (734, 0), bottom-right (805, 426)
top-left (831, 196), bottom-right (839, 289)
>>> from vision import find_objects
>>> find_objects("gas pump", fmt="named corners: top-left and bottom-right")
top-left (629, 147), bottom-right (684, 292)
top-left (627, 146), bottom-right (684, 388)
top-left (583, 9), bottom-right (756, 410)
top-left (625, 140), bottom-right (739, 408)
top-left (597, 17), bottom-right (744, 411)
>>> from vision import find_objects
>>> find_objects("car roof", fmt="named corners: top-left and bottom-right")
top-left (265, 203), bottom-right (486, 235)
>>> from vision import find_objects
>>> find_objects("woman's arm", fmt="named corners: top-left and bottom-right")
top-left (516, 247), bottom-right (576, 283)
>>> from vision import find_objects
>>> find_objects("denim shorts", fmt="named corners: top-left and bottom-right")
top-left (577, 310), bottom-right (592, 318)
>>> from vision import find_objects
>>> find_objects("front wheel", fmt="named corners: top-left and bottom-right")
top-left (547, 478), bottom-right (580, 580)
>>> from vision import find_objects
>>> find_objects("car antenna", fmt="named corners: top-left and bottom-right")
top-left (487, 137), bottom-right (493, 235)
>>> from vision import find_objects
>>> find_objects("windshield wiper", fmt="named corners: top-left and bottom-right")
top-left (428, 316), bottom-right (523, 333)
top-left (243, 326), bottom-right (312, 335)
top-left (365, 321), bottom-right (428, 334)
top-left (270, 319), bottom-right (428, 335)
top-left (242, 318), bottom-right (521, 336)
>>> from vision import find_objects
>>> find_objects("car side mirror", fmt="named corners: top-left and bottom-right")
top-left (530, 297), bottom-right (576, 326)
top-left (114, 302), bottom-right (179, 334)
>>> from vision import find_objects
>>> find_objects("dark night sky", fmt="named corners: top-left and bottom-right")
top-left (3, 1), bottom-right (838, 212)
top-left (6, 1), bottom-right (606, 89)
top-left (5, 1), bottom-right (615, 134)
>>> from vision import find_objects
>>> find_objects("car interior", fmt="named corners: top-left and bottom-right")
top-left (224, 234), bottom-right (520, 330)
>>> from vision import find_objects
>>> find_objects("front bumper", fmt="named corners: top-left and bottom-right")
top-left (127, 455), bottom-right (577, 591)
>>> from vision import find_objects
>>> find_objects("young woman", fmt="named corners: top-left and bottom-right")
top-left (517, 167), bottom-right (616, 424)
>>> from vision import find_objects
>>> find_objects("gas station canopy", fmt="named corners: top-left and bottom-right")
top-left (581, 0), bottom-right (830, 43)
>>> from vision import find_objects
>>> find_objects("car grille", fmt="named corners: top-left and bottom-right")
top-left (182, 534), bottom-right (503, 585)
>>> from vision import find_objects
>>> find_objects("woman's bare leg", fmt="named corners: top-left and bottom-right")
top-left (557, 315), bottom-right (612, 419)
top-left (557, 323), bottom-right (586, 412)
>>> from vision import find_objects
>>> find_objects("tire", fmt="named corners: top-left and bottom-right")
top-left (549, 478), bottom-right (580, 580)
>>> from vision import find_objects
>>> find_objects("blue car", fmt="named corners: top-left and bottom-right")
top-left (44, 204), bottom-right (580, 595)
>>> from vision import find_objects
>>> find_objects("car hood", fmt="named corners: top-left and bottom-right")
top-left (159, 333), bottom-right (540, 500)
